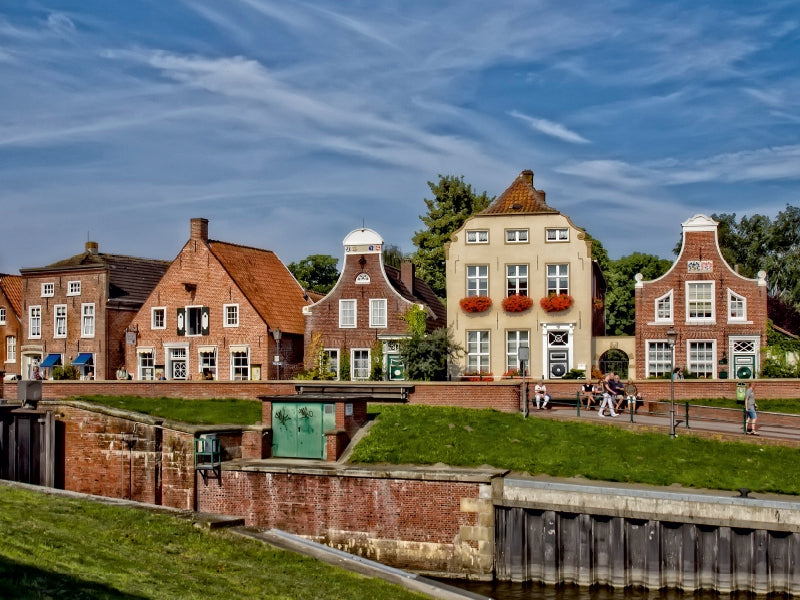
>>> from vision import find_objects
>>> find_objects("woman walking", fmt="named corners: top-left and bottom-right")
top-left (745, 382), bottom-right (758, 435)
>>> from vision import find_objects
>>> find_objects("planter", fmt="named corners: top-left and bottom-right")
top-left (540, 293), bottom-right (574, 313)
top-left (502, 294), bottom-right (534, 313)
top-left (459, 296), bottom-right (493, 313)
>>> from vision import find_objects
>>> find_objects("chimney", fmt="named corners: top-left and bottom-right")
top-left (401, 260), bottom-right (415, 295)
top-left (520, 169), bottom-right (534, 186)
top-left (85, 241), bottom-right (99, 255)
top-left (190, 218), bottom-right (209, 242)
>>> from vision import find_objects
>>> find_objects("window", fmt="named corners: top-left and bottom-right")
top-left (352, 349), bottom-right (370, 380)
top-left (466, 230), bottom-right (489, 244)
top-left (339, 299), bottom-right (356, 328)
top-left (466, 265), bottom-right (489, 297)
top-left (466, 330), bottom-right (490, 373)
top-left (138, 349), bottom-right (155, 380)
top-left (0, 307), bottom-right (5, 324)
top-left (369, 299), bottom-right (387, 327)
top-left (29, 306), bottom-right (41, 338)
top-left (81, 303), bottom-right (95, 337)
top-left (151, 307), bottom-right (166, 330)
top-left (546, 228), bottom-right (569, 242)
top-left (505, 229), bottom-right (529, 243)
top-left (324, 349), bottom-right (339, 380)
top-left (67, 281), bottom-right (81, 296)
top-left (689, 341), bottom-right (715, 378)
top-left (546, 264), bottom-right (569, 295)
top-left (41, 283), bottom-right (54, 297)
top-left (169, 347), bottom-right (187, 380)
top-left (199, 347), bottom-right (217, 380)
top-left (185, 306), bottom-right (205, 336)
top-left (231, 348), bottom-right (250, 380)
top-left (655, 291), bottom-right (672, 323)
top-left (6, 336), bottom-right (16, 362)
top-left (224, 304), bottom-right (239, 327)
top-left (647, 341), bottom-right (673, 378)
top-left (728, 290), bottom-right (746, 321)
top-left (506, 265), bottom-right (528, 296)
top-left (687, 282), bottom-right (714, 322)
top-left (733, 339), bottom-right (755, 354)
top-left (54, 305), bottom-right (67, 338)
top-left (506, 330), bottom-right (529, 374)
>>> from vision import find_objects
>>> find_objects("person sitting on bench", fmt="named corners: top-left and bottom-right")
top-left (624, 379), bottom-right (642, 413)
top-left (579, 381), bottom-right (596, 409)
top-left (534, 381), bottom-right (551, 410)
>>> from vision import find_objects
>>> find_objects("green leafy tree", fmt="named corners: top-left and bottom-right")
top-left (605, 253), bottom-right (672, 336)
top-left (411, 175), bottom-right (493, 298)
top-left (382, 244), bottom-right (406, 269)
top-left (399, 327), bottom-right (462, 381)
top-left (287, 254), bottom-right (339, 295)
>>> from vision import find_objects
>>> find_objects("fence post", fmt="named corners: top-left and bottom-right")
top-left (576, 391), bottom-right (581, 416)
top-left (684, 401), bottom-right (690, 429)
top-left (629, 398), bottom-right (634, 423)
top-left (743, 404), bottom-right (748, 434)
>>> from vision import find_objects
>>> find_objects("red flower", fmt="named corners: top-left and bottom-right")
top-left (540, 293), bottom-right (574, 312)
top-left (459, 296), bottom-right (493, 313)
top-left (502, 294), bottom-right (534, 312)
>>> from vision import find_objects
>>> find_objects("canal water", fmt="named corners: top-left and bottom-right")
top-left (435, 580), bottom-right (753, 600)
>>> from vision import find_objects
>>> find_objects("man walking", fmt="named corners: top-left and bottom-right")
top-left (598, 372), bottom-right (619, 418)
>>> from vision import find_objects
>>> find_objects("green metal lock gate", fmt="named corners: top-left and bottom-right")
top-left (271, 402), bottom-right (335, 459)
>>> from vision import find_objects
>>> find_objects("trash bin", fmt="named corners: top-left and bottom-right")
top-left (736, 382), bottom-right (746, 404)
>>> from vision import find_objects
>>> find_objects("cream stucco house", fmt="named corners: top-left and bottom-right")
top-left (445, 170), bottom-right (605, 380)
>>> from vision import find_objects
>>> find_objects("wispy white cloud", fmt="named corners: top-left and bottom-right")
top-left (509, 111), bottom-right (590, 144)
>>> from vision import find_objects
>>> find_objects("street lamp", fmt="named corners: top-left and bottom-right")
top-left (272, 327), bottom-right (282, 380)
top-left (666, 326), bottom-right (677, 438)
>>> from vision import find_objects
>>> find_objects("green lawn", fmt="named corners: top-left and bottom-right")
top-left (0, 485), bottom-right (427, 600)
top-left (350, 405), bottom-right (800, 496)
top-left (687, 397), bottom-right (800, 413)
top-left (72, 395), bottom-right (263, 425)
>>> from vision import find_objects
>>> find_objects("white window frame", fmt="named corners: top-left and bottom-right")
top-left (199, 347), bottom-right (217, 379)
top-left (352, 348), bottom-right (370, 380)
top-left (151, 307), bottom-right (166, 330)
top-left (505, 229), bottom-right (529, 243)
top-left (466, 330), bottom-right (490, 373)
top-left (545, 228), bottom-right (569, 242)
top-left (506, 265), bottom-right (528, 297)
top-left (67, 281), bottom-right (81, 296)
top-left (506, 330), bottom-right (529, 374)
top-left (727, 289), bottom-right (747, 323)
top-left (339, 299), bottom-right (356, 328)
top-left (6, 336), bottom-right (16, 363)
top-left (167, 345), bottom-right (188, 380)
top-left (546, 264), bottom-right (570, 296)
top-left (54, 304), bottom-right (67, 339)
top-left (41, 282), bottom-right (54, 297)
top-left (324, 348), bottom-right (339, 380)
top-left (185, 305), bottom-right (204, 336)
top-left (81, 303), bottom-right (95, 338)
top-left (138, 348), bottom-right (155, 381)
top-left (231, 347), bottom-right (250, 381)
top-left (688, 340), bottom-right (715, 378)
top-left (466, 230), bottom-right (489, 244)
top-left (646, 340), bottom-right (673, 378)
top-left (466, 265), bottom-right (489, 297)
top-left (654, 290), bottom-right (673, 324)
top-left (29, 306), bottom-right (41, 339)
top-left (223, 304), bottom-right (239, 328)
top-left (0, 307), bottom-right (6, 324)
top-left (369, 299), bottom-right (387, 328)
top-left (686, 281), bottom-right (715, 323)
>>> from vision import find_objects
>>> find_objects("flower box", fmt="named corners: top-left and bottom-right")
top-left (540, 293), bottom-right (574, 312)
top-left (459, 296), bottom-right (493, 313)
top-left (461, 371), bottom-right (493, 381)
top-left (502, 294), bottom-right (533, 313)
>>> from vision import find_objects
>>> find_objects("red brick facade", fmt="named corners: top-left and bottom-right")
top-left (635, 215), bottom-right (768, 379)
top-left (0, 275), bottom-right (22, 378)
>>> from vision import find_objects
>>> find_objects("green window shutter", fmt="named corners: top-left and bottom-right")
top-left (177, 308), bottom-right (185, 336)
top-left (201, 306), bottom-right (210, 336)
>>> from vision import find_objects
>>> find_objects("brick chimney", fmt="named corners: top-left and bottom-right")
top-left (401, 260), bottom-right (415, 295)
top-left (190, 218), bottom-right (209, 242)
top-left (85, 241), bottom-right (99, 254)
top-left (520, 169), bottom-right (534, 186)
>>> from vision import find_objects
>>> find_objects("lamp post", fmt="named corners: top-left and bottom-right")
top-left (272, 327), bottom-right (282, 380)
top-left (666, 326), bottom-right (677, 438)
top-left (519, 345), bottom-right (529, 417)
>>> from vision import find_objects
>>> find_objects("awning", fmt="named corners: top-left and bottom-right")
top-left (229, 345), bottom-right (249, 353)
top-left (198, 346), bottom-right (217, 354)
top-left (72, 353), bottom-right (93, 366)
top-left (40, 353), bottom-right (62, 368)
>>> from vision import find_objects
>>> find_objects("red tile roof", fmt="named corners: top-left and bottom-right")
top-left (384, 265), bottom-right (447, 328)
top-left (0, 274), bottom-right (22, 318)
top-left (208, 241), bottom-right (310, 335)
top-left (480, 169), bottom-right (558, 216)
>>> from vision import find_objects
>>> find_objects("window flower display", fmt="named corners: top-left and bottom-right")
top-left (459, 296), bottom-right (493, 313)
top-left (540, 293), bottom-right (574, 312)
top-left (502, 293), bottom-right (533, 312)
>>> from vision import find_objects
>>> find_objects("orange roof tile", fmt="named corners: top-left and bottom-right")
top-left (481, 169), bottom-right (558, 216)
top-left (0, 274), bottom-right (22, 318)
top-left (208, 241), bottom-right (309, 335)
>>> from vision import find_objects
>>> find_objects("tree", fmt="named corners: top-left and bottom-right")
top-left (382, 244), bottom-right (406, 269)
top-left (399, 327), bottom-right (462, 381)
top-left (411, 175), bottom-right (493, 298)
top-left (287, 254), bottom-right (339, 295)
top-left (604, 253), bottom-right (672, 336)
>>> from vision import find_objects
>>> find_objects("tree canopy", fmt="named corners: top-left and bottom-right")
top-left (411, 175), bottom-right (493, 298)
top-left (604, 252), bottom-right (672, 335)
top-left (286, 254), bottom-right (339, 295)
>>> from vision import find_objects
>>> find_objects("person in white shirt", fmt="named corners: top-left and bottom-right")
top-left (534, 381), bottom-right (551, 410)
top-left (598, 372), bottom-right (619, 418)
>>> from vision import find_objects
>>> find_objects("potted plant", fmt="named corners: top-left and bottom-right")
top-left (461, 370), bottom-right (493, 381)
top-left (502, 294), bottom-right (534, 313)
top-left (503, 368), bottom-right (522, 378)
top-left (459, 296), bottom-right (493, 313)
top-left (540, 293), bottom-right (574, 312)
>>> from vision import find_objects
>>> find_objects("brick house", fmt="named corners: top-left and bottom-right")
top-left (302, 227), bottom-right (446, 380)
top-left (445, 170), bottom-right (605, 380)
top-left (18, 242), bottom-right (170, 380)
top-left (0, 274), bottom-right (22, 378)
top-left (124, 218), bottom-right (310, 381)
top-left (634, 214), bottom-right (768, 379)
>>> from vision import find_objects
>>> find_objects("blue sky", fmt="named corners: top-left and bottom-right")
top-left (1, 1), bottom-right (798, 273)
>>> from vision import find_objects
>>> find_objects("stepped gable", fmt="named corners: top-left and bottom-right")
top-left (480, 169), bottom-right (558, 215)
top-left (0, 274), bottom-right (22, 317)
top-left (384, 264), bottom-right (447, 326)
top-left (208, 240), bottom-right (308, 335)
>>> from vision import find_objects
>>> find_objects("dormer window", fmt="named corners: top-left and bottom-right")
top-left (466, 230), bottom-right (489, 244)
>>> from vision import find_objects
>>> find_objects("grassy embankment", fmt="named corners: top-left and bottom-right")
top-left (0, 485), bottom-right (428, 600)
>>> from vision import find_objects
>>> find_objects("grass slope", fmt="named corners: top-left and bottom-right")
top-left (72, 395), bottom-right (262, 425)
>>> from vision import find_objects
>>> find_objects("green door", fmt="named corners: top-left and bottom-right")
top-left (388, 355), bottom-right (405, 380)
top-left (272, 403), bottom-right (333, 459)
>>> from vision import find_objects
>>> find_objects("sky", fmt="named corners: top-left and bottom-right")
top-left (1, 1), bottom-right (799, 274)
